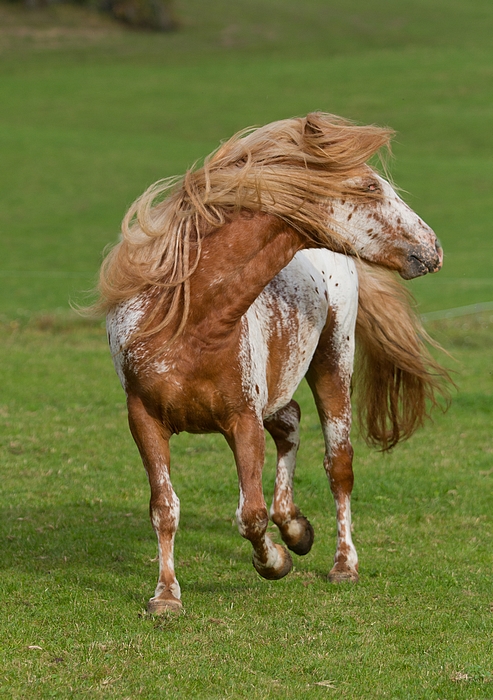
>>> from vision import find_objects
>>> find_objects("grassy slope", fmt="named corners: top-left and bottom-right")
top-left (0, 0), bottom-right (492, 314)
top-left (0, 1), bottom-right (492, 698)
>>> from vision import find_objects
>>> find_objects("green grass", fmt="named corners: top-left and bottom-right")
top-left (1, 1), bottom-right (493, 697)
top-left (0, 315), bottom-right (492, 699)
top-left (1, 0), bottom-right (492, 315)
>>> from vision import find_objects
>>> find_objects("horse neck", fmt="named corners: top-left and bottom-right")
top-left (188, 213), bottom-right (305, 333)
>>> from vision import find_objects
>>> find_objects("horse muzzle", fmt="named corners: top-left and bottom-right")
top-left (400, 240), bottom-right (443, 280)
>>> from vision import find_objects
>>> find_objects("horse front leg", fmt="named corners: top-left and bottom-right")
top-left (264, 400), bottom-right (314, 556)
top-left (226, 413), bottom-right (292, 580)
top-left (307, 365), bottom-right (359, 583)
top-left (127, 394), bottom-right (182, 613)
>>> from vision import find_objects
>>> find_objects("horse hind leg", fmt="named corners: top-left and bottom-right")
top-left (306, 360), bottom-right (359, 583)
top-left (127, 394), bottom-right (182, 614)
top-left (264, 401), bottom-right (315, 556)
top-left (226, 412), bottom-right (292, 580)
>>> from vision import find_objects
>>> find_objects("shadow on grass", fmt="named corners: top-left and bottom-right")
top-left (0, 500), bottom-right (270, 601)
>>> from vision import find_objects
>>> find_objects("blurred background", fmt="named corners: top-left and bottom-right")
top-left (1, 0), bottom-right (492, 319)
top-left (1, 9), bottom-right (492, 695)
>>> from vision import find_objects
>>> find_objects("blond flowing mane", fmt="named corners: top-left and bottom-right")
top-left (94, 112), bottom-right (394, 337)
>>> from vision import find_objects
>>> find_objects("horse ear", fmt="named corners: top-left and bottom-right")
top-left (303, 113), bottom-right (323, 137)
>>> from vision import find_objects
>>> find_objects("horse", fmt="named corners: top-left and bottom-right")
top-left (92, 112), bottom-right (449, 613)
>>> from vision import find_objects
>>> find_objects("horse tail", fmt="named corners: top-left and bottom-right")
top-left (354, 259), bottom-right (452, 451)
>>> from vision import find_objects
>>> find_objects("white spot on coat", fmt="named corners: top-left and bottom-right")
top-left (106, 294), bottom-right (149, 389)
top-left (239, 250), bottom-right (358, 419)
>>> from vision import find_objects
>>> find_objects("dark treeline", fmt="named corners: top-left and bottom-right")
top-left (15, 0), bottom-right (178, 31)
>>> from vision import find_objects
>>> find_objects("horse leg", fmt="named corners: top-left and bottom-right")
top-left (264, 401), bottom-right (314, 556)
top-left (226, 413), bottom-right (293, 580)
top-left (306, 361), bottom-right (359, 583)
top-left (127, 394), bottom-right (182, 613)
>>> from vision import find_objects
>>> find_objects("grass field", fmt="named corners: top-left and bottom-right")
top-left (0, 1), bottom-right (492, 698)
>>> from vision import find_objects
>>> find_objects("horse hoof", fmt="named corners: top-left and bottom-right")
top-left (253, 544), bottom-right (293, 580)
top-left (286, 517), bottom-right (314, 556)
top-left (328, 566), bottom-right (359, 583)
top-left (147, 595), bottom-right (183, 615)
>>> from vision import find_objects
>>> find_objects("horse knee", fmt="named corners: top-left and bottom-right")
top-left (236, 503), bottom-right (269, 542)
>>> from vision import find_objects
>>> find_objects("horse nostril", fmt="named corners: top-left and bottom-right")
top-left (435, 239), bottom-right (443, 267)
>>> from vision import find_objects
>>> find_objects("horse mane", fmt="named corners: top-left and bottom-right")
top-left (354, 260), bottom-right (452, 450)
top-left (91, 112), bottom-right (393, 338)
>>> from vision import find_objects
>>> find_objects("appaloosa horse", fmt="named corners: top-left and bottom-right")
top-left (93, 113), bottom-right (449, 612)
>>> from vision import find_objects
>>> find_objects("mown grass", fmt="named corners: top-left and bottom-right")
top-left (0, 314), bottom-right (492, 699)
top-left (1, 0), bottom-right (492, 697)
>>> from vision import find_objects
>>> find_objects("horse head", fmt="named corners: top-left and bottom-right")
top-left (327, 170), bottom-right (442, 280)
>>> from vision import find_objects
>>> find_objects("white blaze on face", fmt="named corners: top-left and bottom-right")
top-left (327, 172), bottom-right (437, 262)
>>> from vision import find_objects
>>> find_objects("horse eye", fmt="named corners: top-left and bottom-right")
top-left (367, 182), bottom-right (379, 192)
